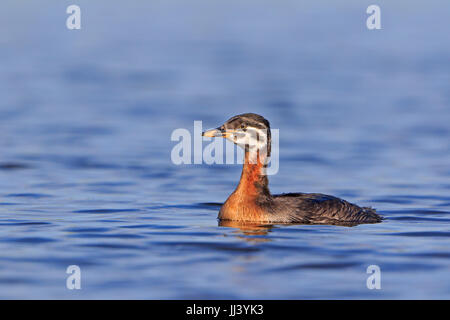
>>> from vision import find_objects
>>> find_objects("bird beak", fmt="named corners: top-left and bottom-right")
top-left (202, 128), bottom-right (223, 138)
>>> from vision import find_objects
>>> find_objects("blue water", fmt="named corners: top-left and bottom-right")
top-left (0, 1), bottom-right (449, 299)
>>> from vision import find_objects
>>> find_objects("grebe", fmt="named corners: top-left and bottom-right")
top-left (202, 113), bottom-right (382, 225)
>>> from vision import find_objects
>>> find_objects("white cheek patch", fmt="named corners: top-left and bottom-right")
top-left (230, 128), bottom-right (269, 164)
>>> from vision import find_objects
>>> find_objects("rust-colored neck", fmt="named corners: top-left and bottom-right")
top-left (219, 151), bottom-right (272, 222)
top-left (235, 151), bottom-right (270, 199)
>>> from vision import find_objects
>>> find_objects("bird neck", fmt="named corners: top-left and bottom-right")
top-left (219, 148), bottom-right (272, 222)
top-left (235, 150), bottom-right (270, 199)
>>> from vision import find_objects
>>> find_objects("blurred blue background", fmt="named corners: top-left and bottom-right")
top-left (0, 0), bottom-right (449, 299)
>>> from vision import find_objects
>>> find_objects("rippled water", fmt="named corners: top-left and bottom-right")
top-left (0, 1), bottom-right (449, 299)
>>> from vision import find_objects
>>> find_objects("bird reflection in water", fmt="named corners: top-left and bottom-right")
top-left (218, 219), bottom-right (364, 243)
top-left (218, 220), bottom-right (274, 242)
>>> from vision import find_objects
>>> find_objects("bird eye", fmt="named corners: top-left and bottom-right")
top-left (240, 123), bottom-right (246, 129)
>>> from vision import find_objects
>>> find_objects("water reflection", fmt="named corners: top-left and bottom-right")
top-left (219, 220), bottom-right (273, 242)
top-left (219, 219), bottom-right (364, 233)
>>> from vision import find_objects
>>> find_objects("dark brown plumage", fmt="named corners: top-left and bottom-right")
top-left (202, 113), bottom-right (383, 225)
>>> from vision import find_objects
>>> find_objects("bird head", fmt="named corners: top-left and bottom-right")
top-left (202, 113), bottom-right (271, 161)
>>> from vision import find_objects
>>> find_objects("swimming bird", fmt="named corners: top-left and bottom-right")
top-left (202, 113), bottom-right (382, 225)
